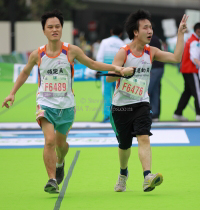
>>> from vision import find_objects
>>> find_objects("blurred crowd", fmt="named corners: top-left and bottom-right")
top-left (72, 27), bottom-right (195, 63)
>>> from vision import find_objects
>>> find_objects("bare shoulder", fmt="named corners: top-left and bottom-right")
top-left (70, 44), bottom-right (81, 53)
top-left (150, 46), bottom-right (159, 60)
top-left (69, 44), bottom-right (85, 61)
top-left (116, 47), bottom-right (126, 57)
top-left (114, 47), bottom-right (126, 61)
top-left (112, 47), bottom-right (126, 66)
top-left (29, 49), bottom-right (39, 65)
top-left (22, 49), bottom-right (38, 74)
top-left (150, 46), bottom-right (158, 53)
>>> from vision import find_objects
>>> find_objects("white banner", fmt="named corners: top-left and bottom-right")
top-left (161, 19), bottom-right (177, 38)
top-left (185, 9), bottom-right (200, 31)
top-left (0, 129), bottom-right (189, 147)
top-left (13, 64), bottom-right (38, 84)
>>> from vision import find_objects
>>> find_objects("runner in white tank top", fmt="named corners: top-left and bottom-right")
top-left (37, 42), bottom-right (75, 109)
top-left (2, 10), bottom-right (134, 194)
top-left (106, 10), bottom-right (188, 193)
top-left (112, 44), bottom-right (152, 106)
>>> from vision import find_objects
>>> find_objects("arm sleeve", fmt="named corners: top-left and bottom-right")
top-left (190, 40), bottom-right (199, 65)
top-left (96, 40), bottom-right (105, 62)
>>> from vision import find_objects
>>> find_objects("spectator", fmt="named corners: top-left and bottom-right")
top-left (174, 22), bottom-right (200, 121)
top-left (148, 34), bottom-right (165, 122)
top-left (124, 37), bottom-right (132, 45)
top-left (92, 39), bottom-right (101, 61)
top-left (96, 25), bottom-right (124, 123)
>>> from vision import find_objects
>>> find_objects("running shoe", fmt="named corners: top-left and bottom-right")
top-left (143, 173), bottom-right (163, 192)
top-left (114, 173), bottom-right (128, 192)
top-left (44, 179), bottom-right (59, 194)
top-left (56, 162), bottom-right (65, 185)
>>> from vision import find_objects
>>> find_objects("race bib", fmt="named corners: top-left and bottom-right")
top-left (43, 75), bottom-right (68, 96)
top-left (119, 77), bottom-right (146, 99)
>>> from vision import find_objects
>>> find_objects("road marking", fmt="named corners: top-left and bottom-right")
top-left (54, 150), bottom-right (80, 210)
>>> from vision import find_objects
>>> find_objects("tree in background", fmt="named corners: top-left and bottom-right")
top-left (30, 0), bottom-right (86, 20)
top-left (0, 0), bottom-right (86, 21)
top-left (0, 0), bottom-right (30, 20)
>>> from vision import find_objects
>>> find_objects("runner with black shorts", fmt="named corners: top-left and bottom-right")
top-left (107, 9), bottom-right (188, 192)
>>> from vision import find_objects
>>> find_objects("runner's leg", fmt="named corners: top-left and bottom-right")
top-left (41, 118), bottom-right (56, 179)
top-left (56, 130), bottom-right (69, 164)
top-left (137, 135), bottom-right (151, 171)
top-left (118, 148), bottom-right (131, 169)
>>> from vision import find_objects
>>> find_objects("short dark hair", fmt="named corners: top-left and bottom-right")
top-left (194, 22), bottom-right (200, 32)
top-left (41, 9), bottom-right (64, 30)
top-left (125, 9), bottom-right (151, 40)
top-left (112, 25), bottom-right (123, 36)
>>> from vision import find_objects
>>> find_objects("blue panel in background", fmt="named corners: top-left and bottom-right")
top-left (74, 64), bottom-right (100, 82)
top-left (185, 128), bottom-right (200, 146)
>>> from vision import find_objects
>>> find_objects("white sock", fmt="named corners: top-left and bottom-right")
top-left (56, 162), bottom-right (64, 168)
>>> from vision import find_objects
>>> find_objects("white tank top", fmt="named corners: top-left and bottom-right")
top-left (112, 44), bottom-right (152, 106)
top-left (36, 42), bottom-right (75, 109)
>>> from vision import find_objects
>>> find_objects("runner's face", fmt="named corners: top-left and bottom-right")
top-left (135, 19), bottom-right (153, 44)
top-left (44, 17), bottom-right (62, 41)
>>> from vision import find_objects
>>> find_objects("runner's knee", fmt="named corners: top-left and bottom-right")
top-left (137, 135), bottom-right (150, 145)
top-left (119, 142), bottom-right (132, 150)
top-left (45, 136), bottom-right (56, 148)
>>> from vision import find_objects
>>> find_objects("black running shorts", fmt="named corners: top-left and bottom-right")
top-left (110, 102), bottom-right (153, 150)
